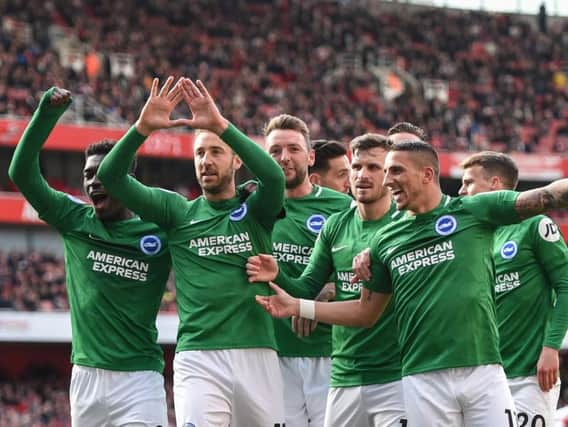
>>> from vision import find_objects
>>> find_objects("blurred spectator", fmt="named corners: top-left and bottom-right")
top-left (0, 0), bottom-right (565, 153)
top-left (0, 366), bottom-right (176, 426)
top-left (0, 367), bottom-right (70, 427)
top-left (0, 251), bottom-right (176, 312)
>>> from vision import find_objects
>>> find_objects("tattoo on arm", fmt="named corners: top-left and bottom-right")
top-left (316, 283), bottom-right (336, 302)
top-left (515, 188), bottom-right (555, 219)
top-left (515, 179), bottom-right (568, 219)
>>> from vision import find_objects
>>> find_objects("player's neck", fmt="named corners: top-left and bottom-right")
top-left (408, 187), bottom-right (443, 215)
top-left (357, 194), bottom-right (391, 221)
top-left (100, 208), bottom-right (134, 222)
top-left (285, 179), bottom-right (313, 199)
top-left (203, 186), bottom-right (237, 202)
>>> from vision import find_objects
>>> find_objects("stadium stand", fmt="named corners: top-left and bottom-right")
top-left (0, 0), bottom-right (566, 152)
top-left (0, 0), bottom-right (567, 425)
top-left (0, 251), bottom-right (176, 312)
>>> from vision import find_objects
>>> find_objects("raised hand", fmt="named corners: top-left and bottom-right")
top-left (135, 76), bottom-right (192, 136)
top-left (255, 282), bottom-right (299, 318)
top-left (38, 87), bottom-right (72, 112)
top-left (246, 254), bottom-right (279, 283)
top-left (180, 78), bottom-right (229, 135)
top-left (49, 87), bottom-right (72, 107)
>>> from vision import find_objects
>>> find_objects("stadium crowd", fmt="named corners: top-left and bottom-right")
top-left (0, 367), bottom-right (177, 426)
top-left (0, 251), bottom-right (177, 312)
top-left (0, 0), bottom-right (567, 153)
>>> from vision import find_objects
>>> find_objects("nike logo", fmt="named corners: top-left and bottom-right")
top-left (386, 246), bottom-right (398, 255)
top-left (190, 219), bottom-right (206, 225)
top-left (331, 245), bottom-right (347, 253)
top-left (88, 233), bottom-right (106, 242)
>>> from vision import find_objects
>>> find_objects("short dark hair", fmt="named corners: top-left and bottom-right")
top-left (387, 122), bottom-right (428, 141)
top-left (85, 140), bottom-right (137, 174)
top-left (460, 151), bottom-right (519, 190)
top-left (349, 133), bottom-right (392, 155)
top-left (309, 139), bottom-right (347, 174)
top-left (390, 140), bottom-right (439, 180)
top-left (264, 114), bottom-right (310, 150)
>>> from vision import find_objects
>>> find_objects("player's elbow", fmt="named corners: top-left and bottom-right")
top-left (8, 161), bottom-right (22, 185)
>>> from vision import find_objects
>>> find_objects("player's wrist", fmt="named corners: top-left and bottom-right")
top-left (134, 120), bottom-right (152, 136)
top-left (212, 117), bottom-right (230, 135)
top-left (298, 299), bottom-right (316, 320)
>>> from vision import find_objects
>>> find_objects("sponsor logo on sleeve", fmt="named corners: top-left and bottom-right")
top-left (500, 241), bottom-right (518, 260)
top-left (306, 214), bottom-right (326, 234)
top-left (229, 203), bottom-right (248, 221)
top-left (435, 215), bottom-right (457, 236)
top-left (538, 217), bottom-right (561, 242)
top-left (139, 235), bottom-right (162, 255)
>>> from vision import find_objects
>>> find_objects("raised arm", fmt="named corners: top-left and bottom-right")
top-left (180, 79), bottom-right (285, 224)
top-left (515, 179), bottom-right (568, 219)
top-left (8, 87), bottom-right (72, 211)
top-left (97, 77), bottom-right (193, 228)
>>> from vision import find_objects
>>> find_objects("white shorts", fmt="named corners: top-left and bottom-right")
top-left (508, 376), bottom-right (561, 426)
top-left (70, 365), bottom-right (167, 427)
top-left (402, 364), bottom-right (517, 427)
top-left (173, 348), bottom-right (285, 427)
top-left (324, 380), bottom-right (407, 427)
top-left (279, 356), bottom-right (330, 427)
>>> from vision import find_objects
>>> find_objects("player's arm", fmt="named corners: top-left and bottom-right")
top-left (515, 179), bottom-right (568, 219)
top-left (256, 282), bottom-right (391, 328)
top-left (248, 222), bottom-right (336, 299)
top-left (532, 217), bottom-right (568, 391)
top-left (8, 87), bottom-right (72, 211)
top-left (178, 78), bottom-right (285, 222)
top-left (255, 249), bottom-right (393, 328)
top-left (183, 79), bottom-right (285, 225)
top-left (97, 77), bottom-right (198, 228)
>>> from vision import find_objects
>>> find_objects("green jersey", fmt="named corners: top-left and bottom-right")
top-left (272, 185), bottom-right (352, 357)
top-left (494, 215), bottom-right (568, 378)
top-left (8, 89), bottom-right (170, 373)
top-left (98, 124), bottom-right (285, 352)
top-left (277, 204), bottom-right (402, 387)
top-left (366, 192), bottom-right (520, 377)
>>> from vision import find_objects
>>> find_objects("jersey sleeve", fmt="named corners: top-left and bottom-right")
top-left (274, 217), bottom-right (337, 299)
top-left (220, 125), bottom-right (285, 228)
top-left (530, 216), bottom-right (568, 349)
top-left (97, 126), bottom-right (189, 230)
top-left (363, 237), bottom-right (393, 294)
top-left (7, 88), bottom-right (82, 230)
top-left (461, 191), bottom-right (521, 226)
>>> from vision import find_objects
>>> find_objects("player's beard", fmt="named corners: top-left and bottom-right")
top-left (200, 168), bottom-right (234, 195)
top-left (285, 167), bottom-right (307, 189)
top-left (356, 184), bottom-right (390, 204)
